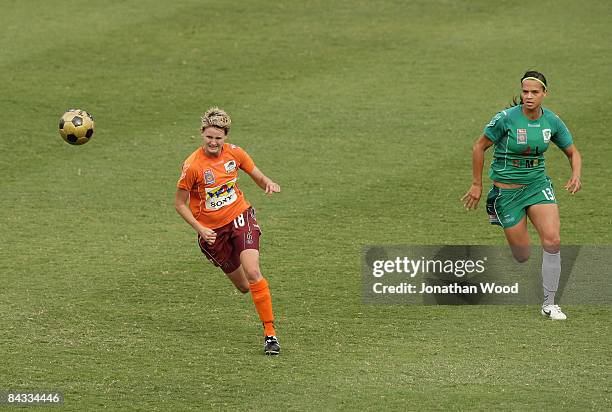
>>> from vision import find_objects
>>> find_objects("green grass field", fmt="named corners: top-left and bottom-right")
top-left (1, 0), bottom-right (611, 410)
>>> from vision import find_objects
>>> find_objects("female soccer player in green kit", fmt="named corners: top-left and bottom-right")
top-left (462, 71), bottom-right (582, 320)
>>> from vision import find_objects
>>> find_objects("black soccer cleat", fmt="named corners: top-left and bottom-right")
top-left (264, 335), bottom-right (280, 355)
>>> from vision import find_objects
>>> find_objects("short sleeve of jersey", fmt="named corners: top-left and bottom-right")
top-left (483, 111), bottom-right (506, 143)
top-left (177, 161), bottom-right (198, 191)
top-left (234, 146), bottom-right (255, 173)
top-left (550, 114), bottom-right (573, 149)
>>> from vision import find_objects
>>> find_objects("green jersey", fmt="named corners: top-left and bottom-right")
top-left (483, 105), bottom-right (573, 184)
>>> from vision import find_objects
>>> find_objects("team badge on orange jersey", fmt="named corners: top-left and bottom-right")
top-left (204, 169), bottom-right (215, 184)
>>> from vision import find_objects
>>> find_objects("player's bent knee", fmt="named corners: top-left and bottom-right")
top-left (230, 277), bottom-right (250, 293)
top-left (541, 232), bottom-right (560, 249)
top-left (542, 238), bottom-right (560, 254)
top-left (511, 250), bottom-right (530, 263)
top-left (239, 250), bottom-right (263, 282)
top-left (244, 267), bottom-right (263, 283)
top-left (514, 254), bottom-right (530, 263)
top-left (510, 246), bottom-right (530, 263)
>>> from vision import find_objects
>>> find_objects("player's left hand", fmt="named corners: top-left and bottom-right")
top-left (564, 176), bottom-right (581, 194)
top-left (265, 181), bottom-right (281, 195)
top-left (461, 184), bottom-right (482, 210)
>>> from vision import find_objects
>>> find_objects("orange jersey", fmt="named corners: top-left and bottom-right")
top-left (177, 144), bottom-right (255, 229)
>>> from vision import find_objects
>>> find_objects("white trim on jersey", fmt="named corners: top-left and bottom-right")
top-left (491, 133), bottom-right (510, 173)
top-left (490, 110), bottom-right (509, 174)
top-left (492, 189), bottom-right (504, 228)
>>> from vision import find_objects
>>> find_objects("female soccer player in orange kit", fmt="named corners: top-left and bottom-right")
top-left (175, 107), bottom-right (281, 355)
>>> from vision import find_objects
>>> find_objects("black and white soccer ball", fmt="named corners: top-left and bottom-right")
top-left (59, 109), bottom-right (95, 145)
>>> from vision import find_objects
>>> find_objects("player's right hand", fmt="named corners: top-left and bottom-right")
top-left (461, 184), bottom-right (482, 210)
top-left (198, 226), bottom-right (217, 245)
top-left (264, 181), bottom-right (281, 195)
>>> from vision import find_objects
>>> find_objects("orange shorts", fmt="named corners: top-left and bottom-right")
top-left (197, 207), bottom-right (261, 274)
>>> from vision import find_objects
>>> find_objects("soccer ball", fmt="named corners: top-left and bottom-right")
top-left (59, 109), bottom-right (95, 145)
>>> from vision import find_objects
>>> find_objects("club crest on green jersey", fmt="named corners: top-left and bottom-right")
top-left (517, 129), bottom-right (527, 144)
top-left (542, 129), bottom-right (551, 143)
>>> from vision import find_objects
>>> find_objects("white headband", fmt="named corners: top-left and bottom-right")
top-left (522, 77), bottom-right (547, 90)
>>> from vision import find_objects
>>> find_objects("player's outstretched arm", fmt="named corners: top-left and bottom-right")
top-left (174, 189), bottom-right (217, 244)
top-left (562, 144), bottom-right (582, 194)
top-left (461, 135), bottom-right (494, 210)
top-left (247, 166), bottom-right (281, 195)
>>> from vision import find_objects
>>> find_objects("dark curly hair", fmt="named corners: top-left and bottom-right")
top-left (510, 70), bottom-right (547, 107)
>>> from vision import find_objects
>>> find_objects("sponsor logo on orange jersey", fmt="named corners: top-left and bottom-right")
top-left (205, 179), bottom-right (238, 210)
top-left (224, 160), bottom-right (237, 173)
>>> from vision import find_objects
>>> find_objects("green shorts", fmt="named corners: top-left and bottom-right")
top-left (486, 177), bottom-right (556, 228)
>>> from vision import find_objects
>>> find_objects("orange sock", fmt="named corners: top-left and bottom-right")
top-left (249, 278), bottom-right (276, 336)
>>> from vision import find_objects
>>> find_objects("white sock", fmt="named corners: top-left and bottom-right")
top-left (542, 249), bottom-right (561, 306)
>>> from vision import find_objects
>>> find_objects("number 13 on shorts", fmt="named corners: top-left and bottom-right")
top-left (542, 187), bottom-right (555, 201)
